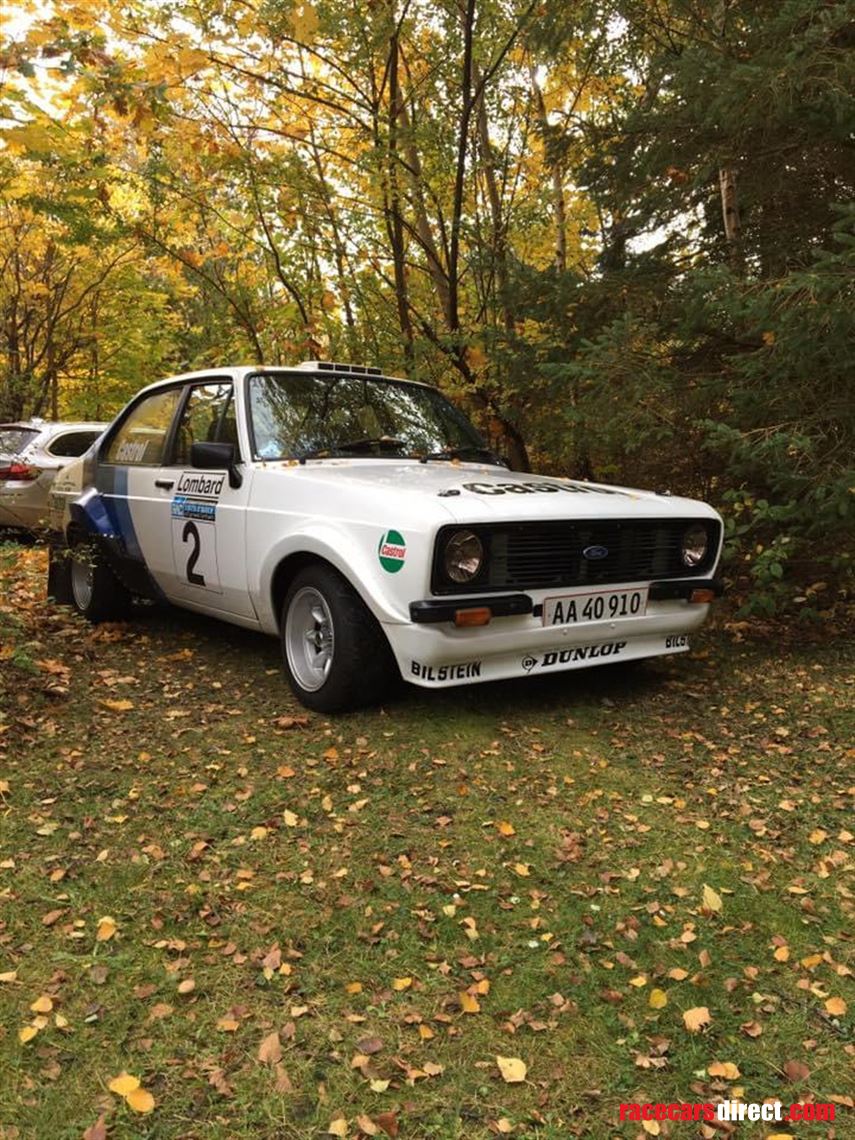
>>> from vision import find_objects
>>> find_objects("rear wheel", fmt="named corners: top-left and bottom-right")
top-left (68, 541), bottom-right (133, 623)
top-left (281, 563), bottom-right (397, 712)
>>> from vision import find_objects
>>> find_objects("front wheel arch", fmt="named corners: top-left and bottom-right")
top-left (278, 559), bottom-right (399, 712)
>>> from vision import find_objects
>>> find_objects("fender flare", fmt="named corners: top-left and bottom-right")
top-left (255, 523), bottom-right (410, 634)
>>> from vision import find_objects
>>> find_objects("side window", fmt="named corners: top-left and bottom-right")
top-left (104, 388), bottom-right (181, 466)
top-left (171, 382), bottom-right (237, 466)
top-left (47, 430), bottom-right (102, 458)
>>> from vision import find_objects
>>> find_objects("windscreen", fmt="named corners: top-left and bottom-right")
top-left (0, 426), bottom-right (38, 456)
top-left (247, 371), bottom-right (485, 460)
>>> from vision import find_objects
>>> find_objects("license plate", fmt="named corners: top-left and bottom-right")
top-left (542, 586), bottom-right (648, 627)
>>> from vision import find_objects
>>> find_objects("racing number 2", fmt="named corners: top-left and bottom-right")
top-left (182, 520), bottom-right (206, 586)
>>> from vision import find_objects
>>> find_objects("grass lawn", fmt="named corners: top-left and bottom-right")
top-left (1, 544), bottom-right (852, 1139)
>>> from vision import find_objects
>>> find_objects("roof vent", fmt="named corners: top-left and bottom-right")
top-left (296, 360), bottom-right (383, 376)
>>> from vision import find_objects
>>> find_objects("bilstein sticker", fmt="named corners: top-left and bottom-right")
top-left (378, 529), bottom-right (407, 573)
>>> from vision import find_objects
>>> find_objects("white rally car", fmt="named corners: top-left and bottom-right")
top-left (47, 362), bottom-right (723, 711)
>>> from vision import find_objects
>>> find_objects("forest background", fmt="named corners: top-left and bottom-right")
top-left (1, 0), bottom-right (852, 615)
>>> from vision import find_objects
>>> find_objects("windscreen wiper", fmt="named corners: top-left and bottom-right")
top-left (418, 445), bottom-right (506, 466)
top-left (296, 436), bottom-right (406, 462)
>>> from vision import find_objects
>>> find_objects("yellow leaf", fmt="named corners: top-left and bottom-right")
top-left (702, 884), bottom-right (722, 912)
top-left (418, 1023), bottom-right (434, 1040)
top-left (18, 1025), bottom-right (38, 1043)
top-left (177, 978), bottom-right (195, 994)
top-left (54, 1013), bottom-right (68, 1028)
top-left (825, 996), bottom-right (847, 1016)
top-left (497, 820), bottom-right (515, 836)
top-left (513, 863), bottom-right (530, 877)
top-left (459, 991), bottom-right (480, 1014)
top-left (649, 988), bottom-right (668, 1009)
top-left (96, 916), bottom-right (117, 942)
top-left (808, 828), bottom-right (828, 844)
top-left (126, 1087), bottom-right (155, 1114)
top-left (327, 1118), bottom-right (348, 1138)
top-left (642, 1121), bottom-right (660, 1136)
top-left (683, 1006), bottom-right (712, 1032)
top-left (496, 1055), bottom-right (527, 1083)
top-left (283, 810), bottom-right (299, 827)
top-left (345, 982), bottom-right (363, 994)
top-left (369, 1079), bottom-right (390, 1092)
top-left (108, 1073), bottom-right (140, 1096)
top-left (30, 995), bottom-right (53, 1013)
top-left (392, 977), bottom-right (412, 991)
top-left (100, 699), bottom-right (134, 712)
top-left (629, 975), bottom-right (647, 987)
top-left (217, 1017), bottom-right (240, 1032)
top-left (0, 970), bottom-right (17, 983)
top-left (708, 1061), bottom-right (741, 1079)
top-left (773, 945), bottom-right (790, 962)
top-left (250, 826), bottom-right (269, 840)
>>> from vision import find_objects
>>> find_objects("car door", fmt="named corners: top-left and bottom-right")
top-left (160, 379), bottom-right (255, 620)
top-left (97, 386), bottom-right (184, 595)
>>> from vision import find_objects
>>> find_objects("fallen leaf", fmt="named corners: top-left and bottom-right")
top-left (108, 1073), bottom-right (140, 1096)
top-left (216, 1017), bottom-right (240, 1032)
top-left (100, 698), bottom-right (134, 712)
top-left (19, 1025), bottom-right (38, 1043)
top-left (356, 1036), bottom-right (383, 1055)
top-left (701, 884), bottom-right (722, 913)
top-left (459, 991), bottom-right (481, 1014)
top-left (682, 1006), bottom-right (712, 1032)
top-left (392, 977), bottom-right (412, 991)
top-left (327, 1118), bottom-right (348, 1137)
top-left (177, 978), bottom-right (195, 994)
top-left (740, 1020), bottom-right (762, 1038)
top-left (30, 995), bottom-right (53, 1013)
top-left (783, 1059), bottom-right (810, 1082)
top-left (708, 1061), bottom-right (741, 1079)
top-left (126, 1087), bottom-right (155, 1114)
top-left (96, 916), bottom-right (117, 942)
top-left (0, 970), bottom-right (17, 983)
top-left (496, 1055), bottom-right (527, 1083)
top-left (258, 1030), bottom-right (282, 1065)
top-left (374, 1112), bottom-right (398, 1138)
top-left (82, 1114), bottom-right (108, 1140)
top-left (825, 996), bottom-right (847, 1016)
top-left (649, 988), bottom-right (668, 1009)
top-left (283, 810), bottom-right (299, 827)
top-left (497, 820), bottom-right (515, 836)
top-left (642, 1121), bottom-right (660, 1136)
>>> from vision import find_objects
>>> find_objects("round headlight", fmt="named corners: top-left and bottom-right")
top-left (444, 530), bottom-right (484, 583)
top-left (681, 523), bottom-right (709, 567)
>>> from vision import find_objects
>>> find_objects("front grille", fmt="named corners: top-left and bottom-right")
top-left (431, 519), bottom-right (720, 594)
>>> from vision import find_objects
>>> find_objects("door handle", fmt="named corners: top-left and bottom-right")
top-left (155, 478), bottom-right (175, 490)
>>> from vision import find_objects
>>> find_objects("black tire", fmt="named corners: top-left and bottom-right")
top-left (68, 540), bottom-right (133, 623)
top-left (281, 563), bottom-right (398, 712)
top-left (47, 544), bottom-right (74, 605)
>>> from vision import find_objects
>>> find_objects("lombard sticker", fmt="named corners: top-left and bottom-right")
top-left (411, 661), bottom-right (481, 682)
top-left (378, 529), bottom-right (406, 573)
top-left (171, 471), bottom-right (225, 523)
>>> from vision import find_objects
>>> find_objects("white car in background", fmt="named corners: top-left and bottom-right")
top-left (0, 420), bottom-right (107, 533)
top-left (47, 363), bottom-right (723, 711)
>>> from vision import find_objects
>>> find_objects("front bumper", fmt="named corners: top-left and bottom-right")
top-left (386, 580), bottom-right (721, 688)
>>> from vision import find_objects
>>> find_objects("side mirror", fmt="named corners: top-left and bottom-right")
top-left (190, 441), bottom-right (243, 488)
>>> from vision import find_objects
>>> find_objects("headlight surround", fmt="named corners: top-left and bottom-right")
top-left (444, 529), bottom-right (484, 583)
top-left (681, 523), bottom-right (709, 568)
